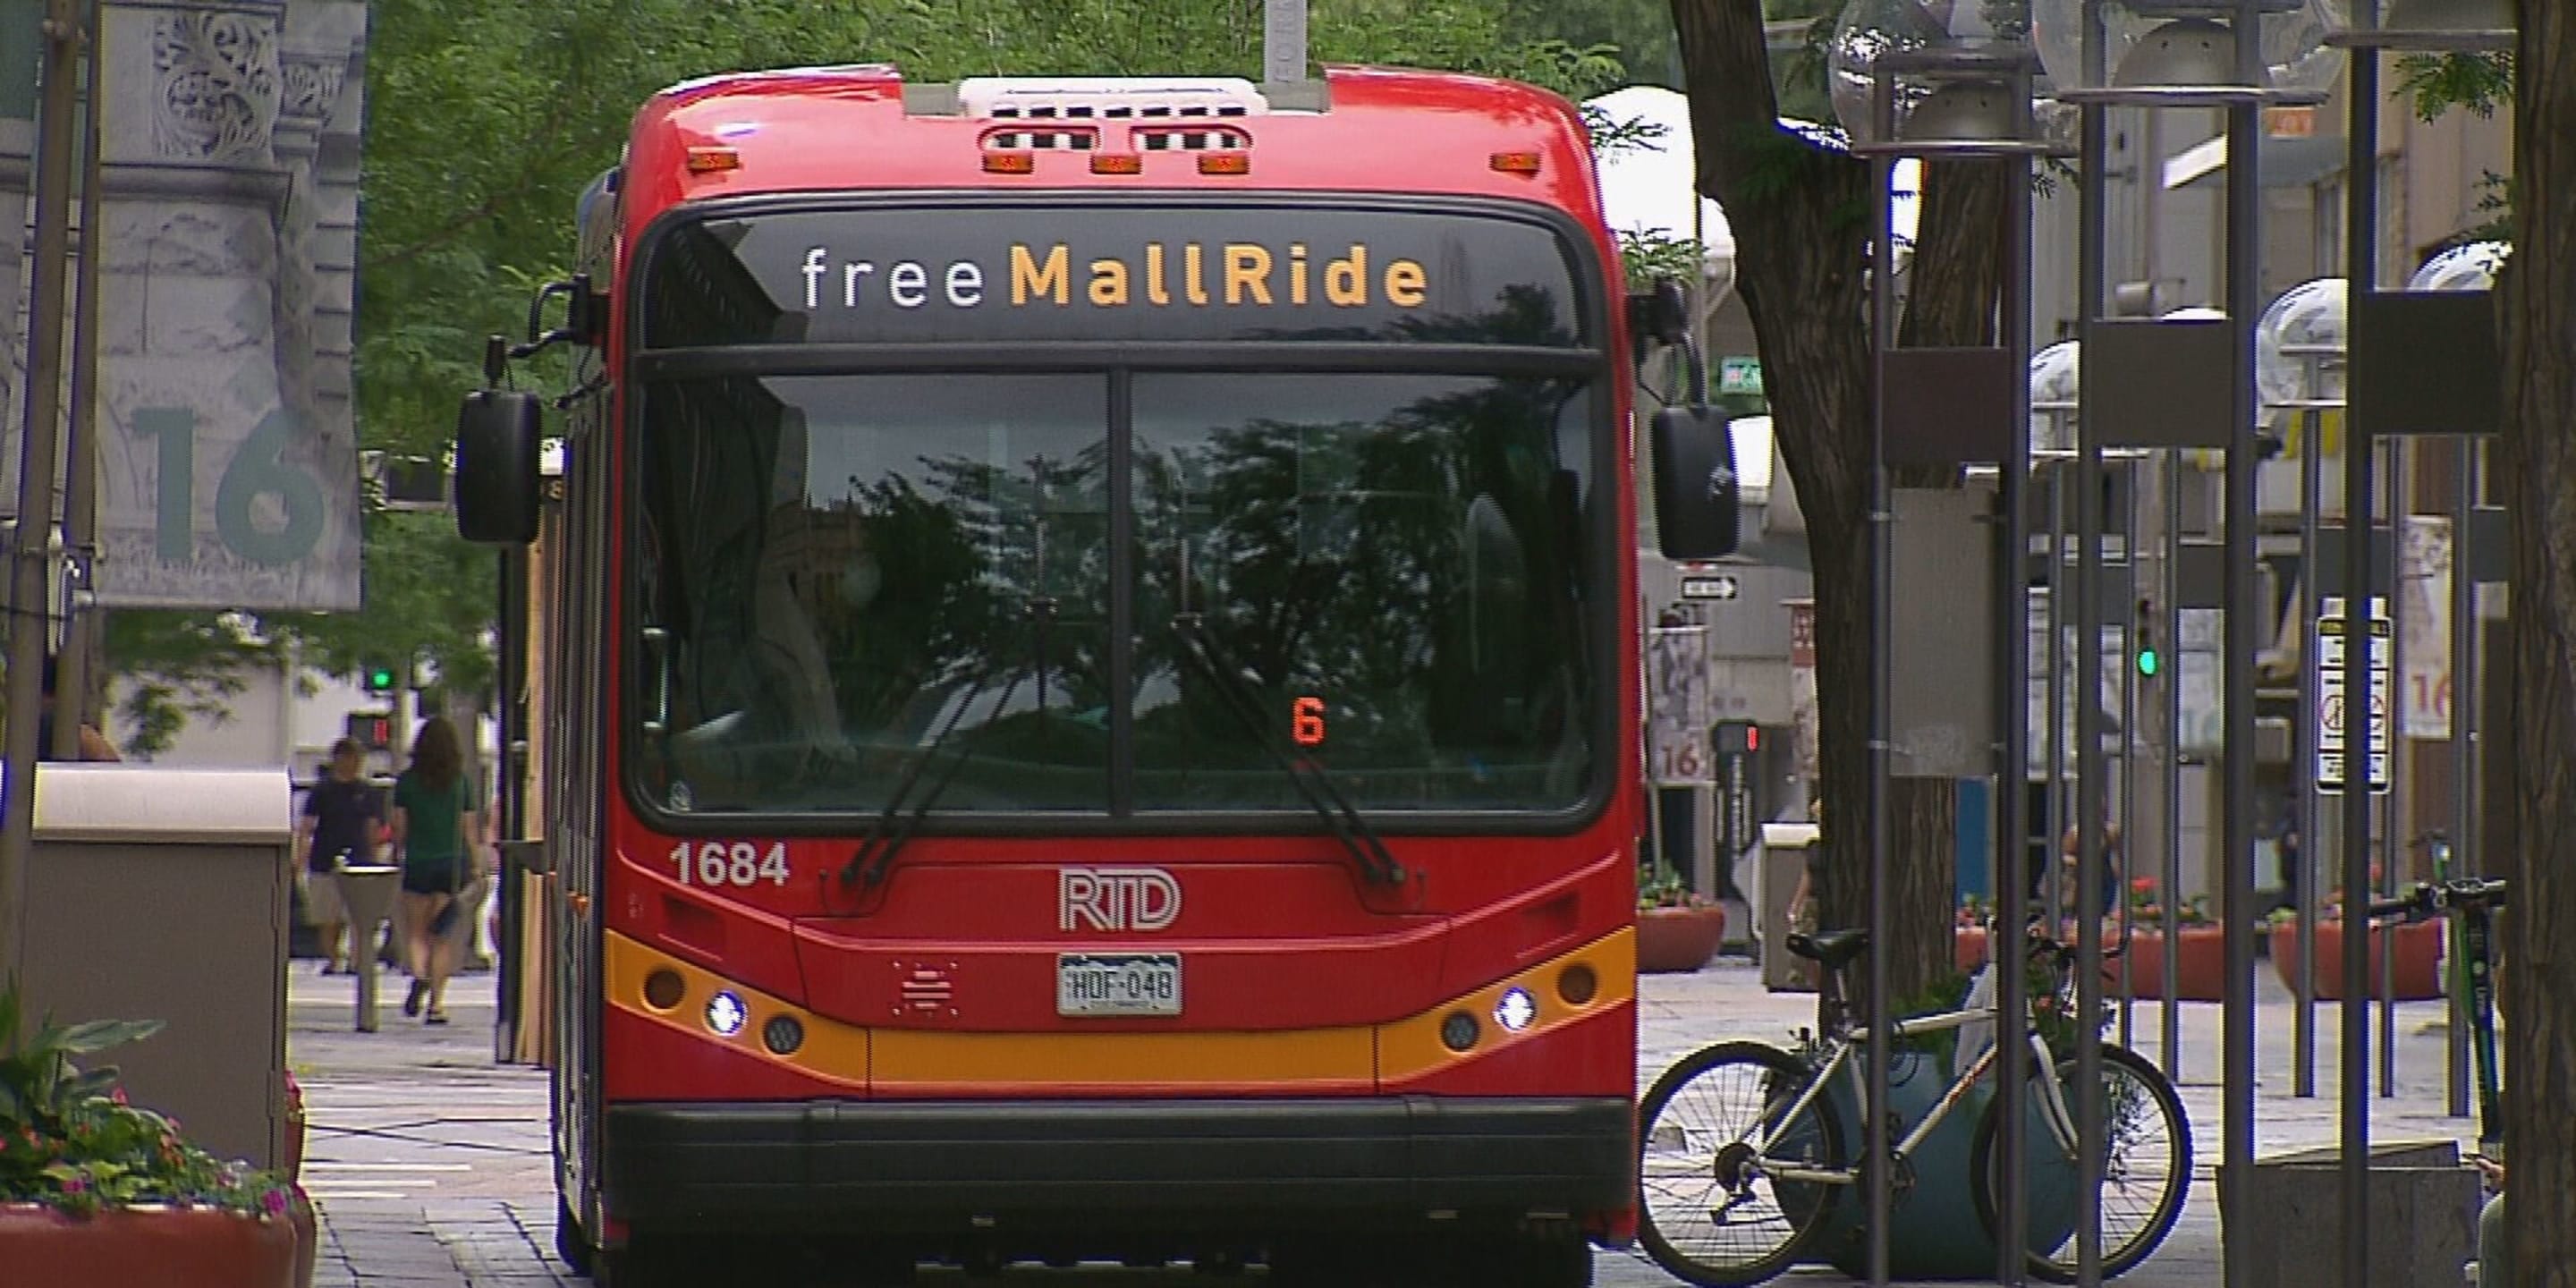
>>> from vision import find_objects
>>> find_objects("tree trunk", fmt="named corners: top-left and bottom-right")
top-left (2500, 12), bottom-right (2576, 1284)
top-left (1667, 0), bottom-right (2009, 1006)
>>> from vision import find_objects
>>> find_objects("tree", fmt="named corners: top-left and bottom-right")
top-left (1664, 0), bottom-right (2016, 1002)
top-left (2496, 12), bottom-right (2568, 1285)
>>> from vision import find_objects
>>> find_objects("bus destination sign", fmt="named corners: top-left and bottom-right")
top-left (640, 204), bottom-right (1592, 349)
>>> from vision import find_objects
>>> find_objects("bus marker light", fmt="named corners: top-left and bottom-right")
top-left (1440, 1011), bottom-right (1479, 1052)
top-left (1489, 151), bottom-right (1543, 174)
top-left (1197, 152), bottom-right (1251, 175)
top-left (1494, 987), bottom-right (1538, 1033)
top-left (643, 969), bottom-right (685, 1012)
top-left (1090, 153), bottom-right (1144, 174)
top-left (706, 991), bottom-right (748, 1038)
top-left (684, 147), bottom-right (741, 174)
top-left (1557, 962), bottom-right (1598, 1005)
top-left (983, 151), bottom-right (1037, 174)
top-left (762, 1013), bottom-right (806, 1055)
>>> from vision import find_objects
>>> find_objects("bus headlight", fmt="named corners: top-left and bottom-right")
top-left (705, 991), bottom-right (748, 1037)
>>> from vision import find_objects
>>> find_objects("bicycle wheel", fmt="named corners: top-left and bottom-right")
top-left (1970, 1043), bottom-right (2191, 1282)
top-left (1637, 1039), bottom-right (1847, 1287)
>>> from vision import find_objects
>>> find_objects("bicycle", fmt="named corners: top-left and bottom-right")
top-left (2365, 871), bottom-right (2506, 1153)
top-left (1636, 922), bottom-right (2192, 1285)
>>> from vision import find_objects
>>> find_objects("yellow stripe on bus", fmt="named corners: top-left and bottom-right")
top-left (602, 926), bottom-right (1632, 1090)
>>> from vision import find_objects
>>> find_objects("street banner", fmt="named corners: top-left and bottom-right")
top-left (1, 1), bottom-right (369, 609)
top-left (2399, 514), bottom-right (2452, 740)
top-left (1648, 624), bottom-right (1713, 786)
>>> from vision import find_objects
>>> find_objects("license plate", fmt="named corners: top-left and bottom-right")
top-left (1056, 953), bottom-right (1182, 1017)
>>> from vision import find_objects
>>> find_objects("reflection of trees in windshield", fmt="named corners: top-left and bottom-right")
top-left (1133, 373), bottom-right (1595, 811)
top-left (633, 368), bottom-right (1597, 818)
top-left (637, 375), bottom-right (1111, 814)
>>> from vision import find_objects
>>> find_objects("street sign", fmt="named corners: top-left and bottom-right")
top-left (1680, 573), bottom-right (1740, 601)
top-left (1718, 355), bottom-right (1764, 397)
top-left (2315, 595), bottom-right (2393, 794)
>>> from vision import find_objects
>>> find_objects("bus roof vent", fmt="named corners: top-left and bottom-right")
top-left (955, 76), bottom-right (1268, 122)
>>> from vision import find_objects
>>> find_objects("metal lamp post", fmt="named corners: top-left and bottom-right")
top-left (2253, 274), bottom-right (2347, 1105)
top-left (2318, 6), bottom-right (2513, 1287)
top-left (2402, 237), bottom-right (2510, 1134)
top-left (1832, 3), bottom-right (2068, 1280)
top-left (2037, 2), bottom-right (2346, 1284)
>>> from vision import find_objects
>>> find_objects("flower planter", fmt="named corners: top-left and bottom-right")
top-left (2108, 926), bottom-right (2226, 1001)
top-left (2268, 917), bottom-right (2444, 1000)
top-left (0, 1204), bottom-right (297, 1288)
top-left (1638, 905), bottom-right (1728, 973)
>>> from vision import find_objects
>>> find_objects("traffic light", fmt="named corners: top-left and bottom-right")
top-left (362, 663), bottom-right (398, 695)
top-left (1714, 720), bottom-right (1760, 758)
top-left (2134, 599), bottom-right (2160, 677)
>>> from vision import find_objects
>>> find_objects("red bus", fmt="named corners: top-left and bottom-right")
top-left (457, 62), bottom-right (1734, 1288)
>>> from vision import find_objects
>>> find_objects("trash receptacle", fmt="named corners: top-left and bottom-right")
top-left (20, 764), bottom-right (293, 1172)
top-left (1761, 822), bottom-right (1820, 992)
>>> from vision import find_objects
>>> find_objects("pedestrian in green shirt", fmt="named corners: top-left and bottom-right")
top-left (390, 716), bottom-right (487, 1024)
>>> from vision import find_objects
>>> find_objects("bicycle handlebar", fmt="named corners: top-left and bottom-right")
top-left (2364, 877), bottom-right (2508, 922)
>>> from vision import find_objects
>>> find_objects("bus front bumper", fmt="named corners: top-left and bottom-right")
top-left (600, 1096), bottom-right (1632, 1235)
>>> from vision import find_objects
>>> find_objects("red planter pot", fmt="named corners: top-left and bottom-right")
top-left (1638, 905), bottom-right (1728, 973)
top-left (0, 1204), bottom-right (297, 1288)
top-left (2107, 926), bottom-right (2226, 1001)
top-left (2268, 917), bottom-right (2444, 1000)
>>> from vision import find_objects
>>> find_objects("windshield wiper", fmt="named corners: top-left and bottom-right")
top-left (1169, 614), bottom-right (1406, 886)
top-left (838, 602), bottom-right (1050, 890)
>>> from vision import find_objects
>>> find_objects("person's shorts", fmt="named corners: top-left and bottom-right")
top-left (401, 857), bottom-right (464, 897)
top-left (299, 869), bottom-right (348, 924)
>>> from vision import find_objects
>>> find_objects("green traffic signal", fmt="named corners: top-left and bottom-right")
top-left (2136, 648), bottom-right (2159, 677)
top-left (365, 665), bottom-right (397, 692)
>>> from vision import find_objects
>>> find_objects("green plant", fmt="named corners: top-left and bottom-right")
top-left (2127, 877), bottom-right (2213, 928)
top-left (1638, 863), bottom-right (1717, 911)
top-left (0, 980), bottom-right (296, 1219)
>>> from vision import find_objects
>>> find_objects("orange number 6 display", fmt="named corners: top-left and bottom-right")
top-left (1292, 696), bottom-right (1326, 746)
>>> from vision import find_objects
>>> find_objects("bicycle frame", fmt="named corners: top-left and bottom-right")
top-left (1750, 1004), bottom-right (2080, 1188)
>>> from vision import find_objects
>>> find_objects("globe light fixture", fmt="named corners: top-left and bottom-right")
top-left (2325, 0), bottom-right (2512, 51)
top-left (1830, 0), bottom-right (2072, 157)
top-left (2255, 276), bottom-right (2348, 408)
top-left (2029, 340), bottom-right (2080, 453)
top-left (2406, 240), bottom-right (2510, 292)
top-left (2037, 0), bottom-right (2350, 106)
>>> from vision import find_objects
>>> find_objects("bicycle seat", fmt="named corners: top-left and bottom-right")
top-left (1785, 928), bottom-right (1869, 970)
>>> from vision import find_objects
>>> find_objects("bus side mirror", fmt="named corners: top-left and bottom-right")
top-left (454, 390), bottom-right (543, 545)
top-left (1651, 405), bottom-right (1741, 560)
top-left (1627, 280), bottom-right (1690, 358)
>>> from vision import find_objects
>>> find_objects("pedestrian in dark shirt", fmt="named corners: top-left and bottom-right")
top-left (295, 737), bottom-right (383, 974)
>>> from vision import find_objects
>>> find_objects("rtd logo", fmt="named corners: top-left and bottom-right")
top-left (1058, 867), bottom-right (1182, 933)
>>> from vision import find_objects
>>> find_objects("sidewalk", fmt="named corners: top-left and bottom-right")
top-left (286, 951), bottom-right (2486, 1286)
top-left (287, 964), bottom-right (569, 1287)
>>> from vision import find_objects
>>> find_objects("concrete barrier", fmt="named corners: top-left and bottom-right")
top-left (2225, 1139), bottom-right (2482, 1288)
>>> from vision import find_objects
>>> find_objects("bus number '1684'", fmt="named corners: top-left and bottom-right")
top-left (667, 841), bottom-right (791, 887)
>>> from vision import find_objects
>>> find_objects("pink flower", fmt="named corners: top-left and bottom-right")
top-left (110, 1088), bottom-right (127, 1106)
top-left (61, 1175), bottom-right (88, 1194)
top-left (261, 1189), bottom-right (290, 1218)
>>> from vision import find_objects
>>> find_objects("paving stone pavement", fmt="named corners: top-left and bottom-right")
top-left (286, 942), bottom-right (2490, 1286)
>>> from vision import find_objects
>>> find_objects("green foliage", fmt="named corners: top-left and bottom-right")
top-left (1640, 861), bottom-right (1720, 910)
top-left (0, 981), bottom-right (296, 1219)
top-left (2396, 50), bottom-right (2513, 123)
top-left (1619, 226), bottom-right (1714, 290)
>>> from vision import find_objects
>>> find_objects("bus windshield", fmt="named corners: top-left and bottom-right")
top-left (626, 203), bottom-right (1608, 825)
